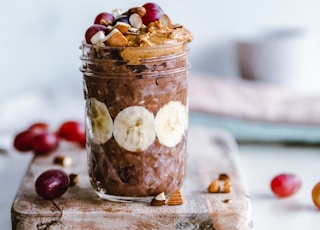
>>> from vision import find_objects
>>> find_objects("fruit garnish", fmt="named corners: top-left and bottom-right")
top-left (155, 101), bottom-right (187, 147)
top-left (113, 106), bottom-right (156, 152)
top-left (141, 2), bottom-right (164, 26)
top-left (86, 98), bottom-right (113, 144)
top-left (32, 132), bottom-right (59, 155)
top-left (28, 122), bottom-right (49, 134)
top-left (84, 24), bottom-right (108, 44)
top-left (312, 182), bottom-right (320, 209)
top-left (270, 173), bottom-right (302, 198)
top-left (57, 120), bottom-right (86, 146)
top-left (13, 130), bottom-right (39, 152)
top-left (35, 169), bottom-right (70, 200)
top-left (94, 12), bottom-right (114, 26)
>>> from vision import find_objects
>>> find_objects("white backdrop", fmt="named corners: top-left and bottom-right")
top-left (1, 0), bottom-right (320, 130)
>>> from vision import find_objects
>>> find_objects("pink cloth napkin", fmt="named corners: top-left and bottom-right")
top-left (188, 73), bottom-right (320, 125)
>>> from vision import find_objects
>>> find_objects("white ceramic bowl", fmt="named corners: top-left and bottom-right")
top-left (235, 28), bottom-right (319, 91)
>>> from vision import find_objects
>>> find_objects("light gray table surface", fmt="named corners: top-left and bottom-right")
top-left (2, 119), bottom-right (320, 229)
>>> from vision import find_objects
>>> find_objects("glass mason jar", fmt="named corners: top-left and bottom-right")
top-left (80, 42), bottom-right (190, 202)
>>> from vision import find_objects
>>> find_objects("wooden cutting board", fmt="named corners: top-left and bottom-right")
top-left (11, 125), bottom-right (252, 230)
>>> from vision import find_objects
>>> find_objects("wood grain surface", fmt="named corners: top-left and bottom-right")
top-left (11, 125), bottom-right (252, 230)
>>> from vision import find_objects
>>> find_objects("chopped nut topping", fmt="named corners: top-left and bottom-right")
top-left (111, 8), bottom-right (123, 18)
top-left (129, 13), bottom-right (143, 29)
top-left (104, 28), bottom-right (128, 46)
top-left (167, 190), bottom-right (183, 205)
top-left (159, 14), bottom-right (173, 29)
top-left (128, 7), bottom-right (146, 17)
top-left (114, 22), bottom-right (131, 34)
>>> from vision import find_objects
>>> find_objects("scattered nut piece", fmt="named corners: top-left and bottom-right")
top-left (223, 199), bottom-right (232, 203)
top-left (159, 14), bottom-right (173, 29)
top-left (150, 192), bottom-right (166, 206)
top-left (167, 190), bottom-right (183, 205)
top-left (128, 7), bottom-right (146, 17)
top-left (53, 155), bottom-right (72, 167)
top-left (104, 28), bottom-right (128, 46)
top-left (207, 179), bottom-right (220, 193)
top-left (129, 13), bottom-right (143, 29)
top-left (0, 148), bottom-right (8, 155)
top-left (218, 173), bottom-right (230, 181)
top-left (223, 180), bottom-right (232, 193)
top-left (69, 173), bottom-right (79, 187)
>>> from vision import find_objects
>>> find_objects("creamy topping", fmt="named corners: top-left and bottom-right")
top-left (125, 21), bottom-right (193, 47)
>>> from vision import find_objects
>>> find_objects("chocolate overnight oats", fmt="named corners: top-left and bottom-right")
top-left (80, 2), bottom-right (193, 201)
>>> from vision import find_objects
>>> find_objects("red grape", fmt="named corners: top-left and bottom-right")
top-left (57, 121), bottom-right (86, 146)
top-left (85, 25), bottom-right (107, 44)
top-left (270, 173), bottom-right (301, 198)
top-left (35, 169), bottom-right (70, 200)
top-left (28, 122), bottom-right (48, 134)
top-left (94, 12), bottom-right (114, 26)
top-left (32, 132), bottom-right (59, 155)
top-left (13, 130), bottom-right (38, 152)
top-left (84, 24), bottom-right (108, 44)
top-left (312, 182), bottom-right (320, 209)
top-left (141, 2), bottom-right (164, 26)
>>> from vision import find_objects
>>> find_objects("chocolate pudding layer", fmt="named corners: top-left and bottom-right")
top-left (80, 43), bottom-right (189, 199)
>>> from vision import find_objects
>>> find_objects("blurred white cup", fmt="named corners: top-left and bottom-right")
top-left (235, 28), bottom-right (319, 92)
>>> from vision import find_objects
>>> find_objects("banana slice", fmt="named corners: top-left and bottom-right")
top-left (113, 106), bottom-right (156, 152)
top-left (86, 98), bottom-right (113, 144)
top-left (155, 101), bottom-right (187, 147)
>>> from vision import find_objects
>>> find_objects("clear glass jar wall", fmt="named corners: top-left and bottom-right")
top-left (80, 43), bottom-right (190, 202)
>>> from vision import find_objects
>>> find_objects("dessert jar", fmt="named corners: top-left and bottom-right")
top-left (80, 42), bottom-right (190, 202)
